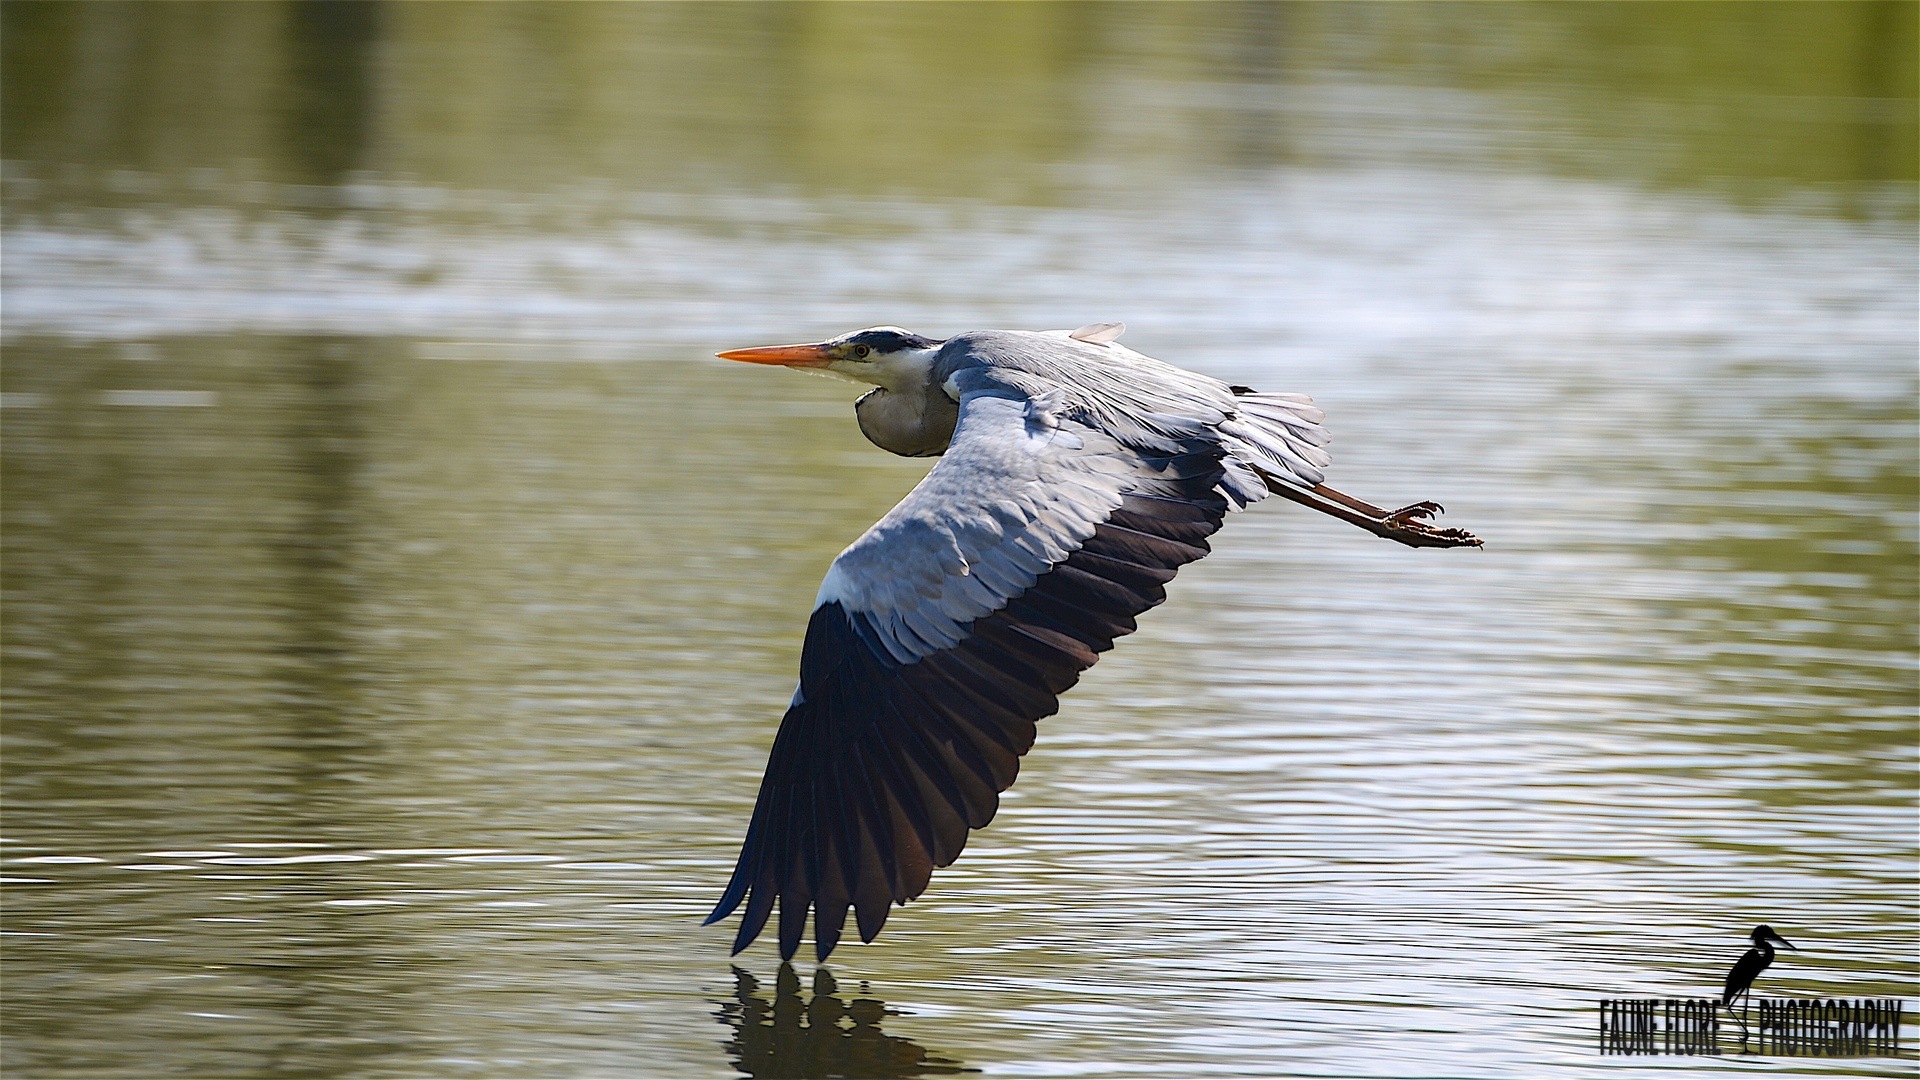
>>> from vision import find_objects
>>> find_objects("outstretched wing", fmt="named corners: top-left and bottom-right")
top-left (706, 385), bottom-right (1235, 960)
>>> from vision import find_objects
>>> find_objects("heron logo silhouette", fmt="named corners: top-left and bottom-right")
top-left (1728, 926), bottom-right (1797, 1014)
top-left (1599, 925), bottom-right (1905, 1057)
top-left (1722, 924), bottom-right (1796, 1027)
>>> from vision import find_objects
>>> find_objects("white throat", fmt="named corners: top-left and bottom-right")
top-left (833, 345), bottom-right (941, 395)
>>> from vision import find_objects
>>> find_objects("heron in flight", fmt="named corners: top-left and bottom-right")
top-left (706, 323), bottom-right (1481, 961)
top-left (1722, 925), bottom-right (1796, 1022)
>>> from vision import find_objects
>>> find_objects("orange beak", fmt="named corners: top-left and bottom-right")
top-left (716, 342), bottom-right (837, 367)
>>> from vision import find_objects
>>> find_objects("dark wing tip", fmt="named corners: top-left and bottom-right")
top-left (703, 882), bottom-right (746, 926)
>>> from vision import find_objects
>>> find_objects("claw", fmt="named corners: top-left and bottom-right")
top-left (1382, 514), bottom-right (1482, 549)
top-left (1386, 501), bottom-right (1443, 523)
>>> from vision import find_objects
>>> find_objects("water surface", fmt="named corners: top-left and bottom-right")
top-left (3, 4), bottom-right (1915, 1077)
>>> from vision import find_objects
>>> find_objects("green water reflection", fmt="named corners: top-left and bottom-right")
top-left (4, 1), bottom-right (1914, 210)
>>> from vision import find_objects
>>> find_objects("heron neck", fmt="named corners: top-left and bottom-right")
top-left (854, 384), bottom-right (957, 457)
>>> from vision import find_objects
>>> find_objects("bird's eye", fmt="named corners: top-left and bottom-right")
top-left (852, 345), bottom-right (871, 359)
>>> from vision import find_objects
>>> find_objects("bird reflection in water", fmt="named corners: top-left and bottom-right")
top-left (718, 965), bottom-right (972, 1078)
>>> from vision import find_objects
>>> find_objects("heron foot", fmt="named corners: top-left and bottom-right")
top-left (1377, 503), bottom-right (1482, 549)
top-left (1260, 476), bottom-right (1485, 549)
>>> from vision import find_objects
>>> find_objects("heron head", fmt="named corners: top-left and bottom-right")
top-left (718, 326), bottom-right (944, 391)
top-left (1753, 925), bottom-right (1797, 950)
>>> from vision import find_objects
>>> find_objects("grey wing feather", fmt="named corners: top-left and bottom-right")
top-left (707, 380), bottom-right (1237, 961)
top-left (942, 329), bottom-right (1333, 489)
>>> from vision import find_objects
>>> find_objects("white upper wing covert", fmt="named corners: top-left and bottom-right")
top-left (820, 389), bottom-right (1156, 664)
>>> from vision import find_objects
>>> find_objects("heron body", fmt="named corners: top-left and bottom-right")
top-left (1723, 924), bottom-right (1796, 1008)
top-left (707, 324), bottom-right (1480, 961)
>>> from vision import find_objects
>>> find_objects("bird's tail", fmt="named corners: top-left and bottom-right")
top-left (1218, 389), bottom-right (1331, 490)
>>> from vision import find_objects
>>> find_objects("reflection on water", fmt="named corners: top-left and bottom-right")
top-left (2, 3), bottom-right (1916, 1078)
top-left (721, 966), bottom-right (971, 1080)
top-left (2, 2), bottom-right (1913, 208)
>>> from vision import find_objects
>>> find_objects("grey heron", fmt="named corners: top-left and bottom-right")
top-left (705, 323), bottom-right (1481, 961)
top-left (1722, 925), bottom-right (1796, 1021)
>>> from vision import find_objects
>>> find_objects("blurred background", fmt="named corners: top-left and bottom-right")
top-left (2, 2), bottom-right (1915, 1077)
